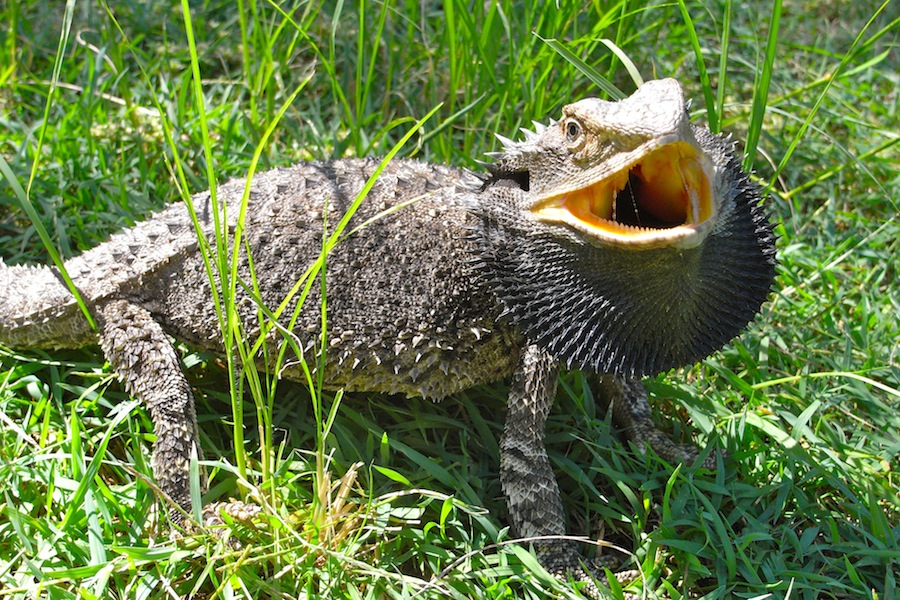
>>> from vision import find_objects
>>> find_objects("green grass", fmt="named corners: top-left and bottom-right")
top-left (1, 0), bottom-right (898, 598)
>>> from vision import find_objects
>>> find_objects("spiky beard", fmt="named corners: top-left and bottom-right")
top-left (469, 128), bottom-right (777, 376)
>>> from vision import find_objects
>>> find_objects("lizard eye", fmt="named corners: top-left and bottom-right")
top-left (565, 119), bottom-right (582, 143)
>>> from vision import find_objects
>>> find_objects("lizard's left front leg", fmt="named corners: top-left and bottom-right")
top-left (500, 344), bottom-right (636, 598)
top-left (591, 375), bottom-right (718, 470)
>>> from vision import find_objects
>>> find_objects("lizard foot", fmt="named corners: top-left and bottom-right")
top-left (641, 427), bottom-right (723, 470)
top-left (536, 540), bottom-right (640, 599)
top-left (594, 375), bottom-right (725, 470)
top-left (202, 500), bottom-right (263, 527)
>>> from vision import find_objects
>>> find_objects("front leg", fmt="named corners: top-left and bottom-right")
top-left (500, 345), bottom-right (636, 598)
top-left (97, 298), bottom-right (203, 517)
top-left (591, 375), bottom-right (717, 470)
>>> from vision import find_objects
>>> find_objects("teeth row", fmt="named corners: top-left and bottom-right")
top-left (610, 221), bottom-right (655, 233)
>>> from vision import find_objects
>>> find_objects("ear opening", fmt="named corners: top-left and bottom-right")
top-left (482, 169), bottom-right (530, 192)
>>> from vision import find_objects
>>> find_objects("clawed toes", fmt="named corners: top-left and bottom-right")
top-left (567, 563), bottom-right (640, 600)
top-left (202, 500), bottom-right (263, 528)
top-left (582, 555), bottom-right (639, 599)
top-left (536, 540), bottom-right (639, 599)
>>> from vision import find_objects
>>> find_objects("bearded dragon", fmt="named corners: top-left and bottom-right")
top-left (0, 79), bottom-right (776, 597)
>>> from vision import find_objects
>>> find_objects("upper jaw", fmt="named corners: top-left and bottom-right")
top-left (530, 133), bottom-right (717, 250)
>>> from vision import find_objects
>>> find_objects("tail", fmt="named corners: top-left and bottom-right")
top-left (0, 258), bottom-right (95, 350)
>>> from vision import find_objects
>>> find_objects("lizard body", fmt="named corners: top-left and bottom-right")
top-left (0, 79), bottom-right (776, 597)
top-left (3, 160), bottom-right (520, 398)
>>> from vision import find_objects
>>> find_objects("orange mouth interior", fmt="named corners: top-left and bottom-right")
top-left (535, 142), bottom-right (713, 239)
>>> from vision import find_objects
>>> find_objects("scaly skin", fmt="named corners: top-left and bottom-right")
top-left (0, 79), bottom-right (776, 597)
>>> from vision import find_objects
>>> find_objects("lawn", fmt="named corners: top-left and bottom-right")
top-left (0, 1), bottom-right (898, 598)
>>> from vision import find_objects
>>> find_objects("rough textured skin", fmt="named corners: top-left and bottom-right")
top-left (0, 79), bottom-right (776, 597)
top-left (1, 161), bottom-right (519, 399)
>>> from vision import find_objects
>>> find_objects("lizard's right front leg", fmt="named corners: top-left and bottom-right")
top-left (97, 298), bottom-right (203, 518)
top-left (500, 344), bottom-right (637, 598)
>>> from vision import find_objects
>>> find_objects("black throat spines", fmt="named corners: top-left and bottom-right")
top-left (472, 130), bottom-right (777, 377)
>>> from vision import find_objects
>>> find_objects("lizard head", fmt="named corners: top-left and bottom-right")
top-left (489, 79), bottom-right (715, 250)
top-left (472, 79), bottom-right (777, 376)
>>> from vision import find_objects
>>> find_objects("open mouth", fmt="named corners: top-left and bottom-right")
top-left (533, 141), bottom-right (715, 247)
